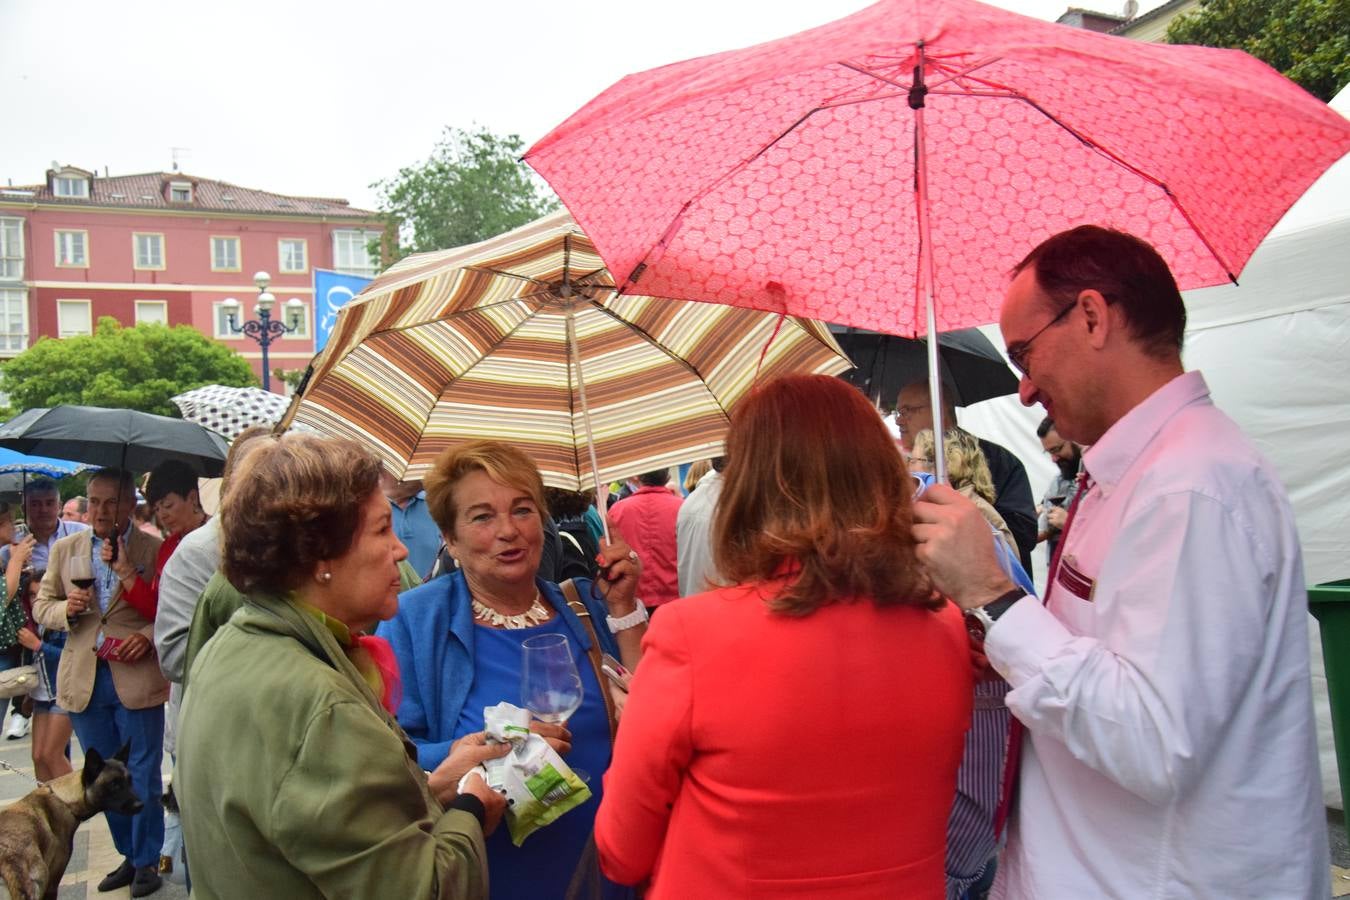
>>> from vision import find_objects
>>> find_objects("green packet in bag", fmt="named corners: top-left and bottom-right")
top-left (482, 702), bottom-right (592, 846)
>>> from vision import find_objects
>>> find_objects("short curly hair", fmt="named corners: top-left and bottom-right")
top-left (425, 441), bottom-right (545, 537)
top-left (220, 433), bottom-right (382, 596)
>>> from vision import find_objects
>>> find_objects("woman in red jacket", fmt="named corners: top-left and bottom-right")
top-left (596, 374), bottom-right (973, 899)
top-left (106, 460), bottom-right (208, 621)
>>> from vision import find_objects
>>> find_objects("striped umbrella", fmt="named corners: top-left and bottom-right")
top-left (280, 211), bottom-right (851, 494)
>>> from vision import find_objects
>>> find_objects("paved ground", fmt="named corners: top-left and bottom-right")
top-left (0, 730), bottom-right (187, 899)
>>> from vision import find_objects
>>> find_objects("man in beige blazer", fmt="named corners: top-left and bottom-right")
top-left (34, 468), bottom-right (166, 897)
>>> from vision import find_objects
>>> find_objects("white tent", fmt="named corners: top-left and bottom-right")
top-left (955, 84), bottom-right (1350, 806)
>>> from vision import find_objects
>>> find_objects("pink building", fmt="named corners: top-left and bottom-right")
top-left (0, 164), bottom-right (387, 389)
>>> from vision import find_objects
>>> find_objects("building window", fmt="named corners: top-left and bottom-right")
top-left (332, 229), bottom-right (380, 276)
top-left (0, 218), bottom-right (22, 281)
top-left (169, 181), bottom-right (192, 203)
top-left (278, 299), bottom-right (311, 338)
top-left (278, 238), bottom-right (308, 273)
top-left (56, 299), bottom-right (92, 338)
top-left (213, 302), bottom-right (240, 339)
top-left (133, 233), bottom-right (165, 270)
top-left (134, 300), bottom-right (168, 326)
top-left (211, 236), bottom-right (240, 272)
top-left (55, 230), bottom-right (87, 267)
top-left (0, 288), bottom-right (27, 352)
top-left (53, 176), bottom-right (89, 198)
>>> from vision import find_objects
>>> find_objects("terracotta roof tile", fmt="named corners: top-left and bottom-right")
top-left (12, 171), bottom-right (381, 219)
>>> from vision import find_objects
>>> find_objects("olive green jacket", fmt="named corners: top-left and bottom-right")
top-left (175, 591), bottom-right (486, 900)
top-left (182, 561), bottom-right (422, 688)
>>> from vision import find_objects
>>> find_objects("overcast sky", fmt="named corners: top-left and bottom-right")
top-left (1, 0), bottom-right (1162, 212)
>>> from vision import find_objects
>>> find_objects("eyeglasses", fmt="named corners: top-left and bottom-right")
top-left (1006, 302), bottom-right (1076, 376)
top-left (895, 404), bottom-right (928, 419)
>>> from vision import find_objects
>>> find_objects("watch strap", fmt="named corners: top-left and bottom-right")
top-left (983, 588), bottom-right (1028, 623)
top-left (606, 601), bottom-right (649, 633)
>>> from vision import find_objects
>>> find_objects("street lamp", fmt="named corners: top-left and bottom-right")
top-left (222, 271), bottom-right (306, 392)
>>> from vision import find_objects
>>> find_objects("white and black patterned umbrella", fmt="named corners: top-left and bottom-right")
top-left (171, 385), bottom-right (290, 440)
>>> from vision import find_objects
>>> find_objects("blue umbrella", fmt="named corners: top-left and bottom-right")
top-left (0, 447), bottom-right (93, 494)
top-left (0, 447), bottom-right (94, 479)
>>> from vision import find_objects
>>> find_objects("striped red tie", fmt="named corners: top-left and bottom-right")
top-left (993, 470), bottom-right (1093, 838)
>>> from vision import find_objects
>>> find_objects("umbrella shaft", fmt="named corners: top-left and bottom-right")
top-left (912, 72), bottom-right (948, 484)
top-left (566, 306), bottom-right (612, 545)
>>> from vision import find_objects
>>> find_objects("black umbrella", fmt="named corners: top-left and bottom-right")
top-left (832, 326), bottom-right (1019, 409)
top-left (0, 406), bottom-right (229, 477)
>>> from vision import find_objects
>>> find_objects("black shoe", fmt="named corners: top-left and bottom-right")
top-left (130, 865), bottom-right (163, 897)
top-left (97, 860), bottom-right (134, 892)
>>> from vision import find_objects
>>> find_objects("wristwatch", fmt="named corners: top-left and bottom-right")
top-left (964, 589), bottom-right (1029, 641)
top-left (606, 601), bottom-right (649, 633)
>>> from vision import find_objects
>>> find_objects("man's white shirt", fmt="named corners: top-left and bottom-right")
top-left (989, 372), bottom-right (1328, 899)
top-left (676, 469), bottom-right (723, 597)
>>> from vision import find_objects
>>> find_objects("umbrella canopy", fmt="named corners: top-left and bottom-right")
top-left (832, 326), bottom-right (1018, 408)
top-left (526, 0), bottom-right (1350, 337)
top-left (0, 447), bottom-right (94, 479)
top-left (282, 211), bottom-right (852, 490)
top-left (0, 447), bottom-right (94, 493)
top-left (172, 384), bottom-right (291, 440)
top-left (0, 406), bottom-right (230, 477)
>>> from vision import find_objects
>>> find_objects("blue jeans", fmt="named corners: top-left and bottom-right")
top-left (69, 661), bottom-right (165, 868)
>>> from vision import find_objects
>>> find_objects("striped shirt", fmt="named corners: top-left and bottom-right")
top-left (946, 678), bottom-right (1010, 900)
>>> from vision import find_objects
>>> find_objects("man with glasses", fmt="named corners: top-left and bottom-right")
top-left (895, 379), bottom-right (1038, 573)
top-left (34, 469), bottom-right (166, 897)
top-left (912, 225), bottom-right (1326, 897)
top-left (1034, 417), bottom-right (1080, 565)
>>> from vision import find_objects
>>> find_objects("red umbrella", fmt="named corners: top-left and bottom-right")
top-left (526, 0), bottom-right (1350, 339)
top-left (526, 0), bottom-right (1350, 477)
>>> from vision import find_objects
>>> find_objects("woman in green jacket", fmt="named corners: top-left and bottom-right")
top-left (176, 433), bottom-right (506, 899)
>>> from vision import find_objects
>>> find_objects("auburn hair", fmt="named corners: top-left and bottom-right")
top-left (221, 433), bottom-right (382, 595)
top-left (424, 440), bottom-right (546, 537)
top-left (713, 374), bottom-right (938, 615)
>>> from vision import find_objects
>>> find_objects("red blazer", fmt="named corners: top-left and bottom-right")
top-left (596, 579), bottom-right (973, 899)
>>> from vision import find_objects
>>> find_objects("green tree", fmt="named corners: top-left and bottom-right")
top-left (0, 318), bottom-right (256, 418)
top-left (372, 125), bottom-right (559, 265)
top-left (272, 367), bottom-right (307, 393)
top-left (1167, 0), bottom-right (1350, 101)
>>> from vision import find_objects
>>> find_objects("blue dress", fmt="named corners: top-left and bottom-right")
top-left (378, 574), bottom-right (629, 899)
top-left (456, 619), bottom-right (612, 900)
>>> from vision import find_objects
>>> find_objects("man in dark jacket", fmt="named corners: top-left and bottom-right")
top-left (896, 379), bottom-right (1038, 573)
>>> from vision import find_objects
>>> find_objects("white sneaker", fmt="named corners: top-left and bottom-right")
top-left (4, 713), bottom-right (30, 740)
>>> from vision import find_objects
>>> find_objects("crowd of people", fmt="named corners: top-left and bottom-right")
top-left (0, 224), bottom-right (1330, 898)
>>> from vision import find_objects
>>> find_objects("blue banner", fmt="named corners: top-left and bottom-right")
top-left (313, 269), bottom-right (374, 352)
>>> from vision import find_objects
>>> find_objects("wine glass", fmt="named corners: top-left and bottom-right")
top-left (521, 634), bottom-right (583, 724)
top-left (65, 551), bottom-right (95, 615)
top-left (521, 634), bottom-right (590, 787)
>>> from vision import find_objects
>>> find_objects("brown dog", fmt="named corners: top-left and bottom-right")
top-left (0, 746), bottom-right (143, 900)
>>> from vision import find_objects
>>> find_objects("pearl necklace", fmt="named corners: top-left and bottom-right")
top-left (471, 594), bottom-right (552, 629)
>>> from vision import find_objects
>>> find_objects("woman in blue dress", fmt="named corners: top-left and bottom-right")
top-left (379, 441), bottom-right (646, 900)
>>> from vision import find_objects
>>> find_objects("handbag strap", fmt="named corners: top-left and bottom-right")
top-left (560, 579), bottom-right (618, 743)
